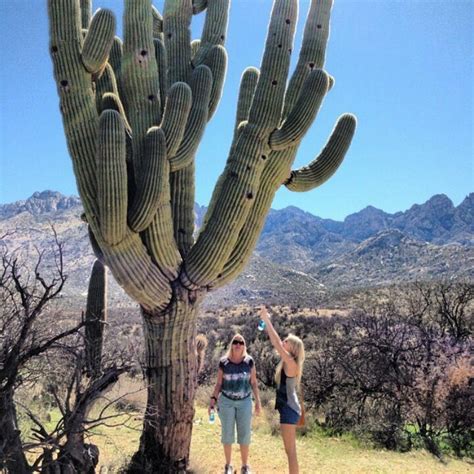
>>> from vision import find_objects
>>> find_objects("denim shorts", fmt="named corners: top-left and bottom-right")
top-left (278, 404), bottom-right (300, 425)
top-left (218, 394), bottom-right (253, 445)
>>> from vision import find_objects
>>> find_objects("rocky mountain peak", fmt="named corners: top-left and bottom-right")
top-left (0, 191), bottom-right (82, 219)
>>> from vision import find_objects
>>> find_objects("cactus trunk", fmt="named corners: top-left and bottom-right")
top-left (130, 287), bottom-right (200, 473)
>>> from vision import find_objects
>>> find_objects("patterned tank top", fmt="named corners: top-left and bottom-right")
top-left (219, 355), bottom-right (254, 400)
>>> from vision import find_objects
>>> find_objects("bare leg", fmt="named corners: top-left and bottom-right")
top-left (239, 444), bottom-right (249, 466)
top-left (224, 444), bottom-right (232, 465)
top-left (280, 424), bottom-right (298, 474)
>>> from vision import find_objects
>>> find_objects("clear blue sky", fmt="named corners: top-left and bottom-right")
top-left (0, 0), bottom-right (472, 220)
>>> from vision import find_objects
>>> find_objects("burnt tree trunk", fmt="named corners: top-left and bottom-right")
top-left (129, 286), bottom-right (201, 473)
top-left (0, 386), bottom-right (30, 474)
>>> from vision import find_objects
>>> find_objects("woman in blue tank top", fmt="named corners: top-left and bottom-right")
top-left (259, 306), bottom-right (305, 474)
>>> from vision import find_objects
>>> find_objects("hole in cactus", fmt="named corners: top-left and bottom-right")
top-left (246, 192), bottom-right (254, 200)
top-left (272, 80), bottom-right (278, 86)
top-left (140, 50), bottom-right (148, 56)
top-left (220, 35), bottom-right (225, 41)
top-left (317, 24), bottom-right (322, 29)
top-left (278, 44), bottom-right (282, 48)
top-left (246, 165), bottom-right (251, 171)
top-left (261, 154), bottom-right (267, 160)
top-left (288, 48), bottom-right (292, 53)
top-left (148, 94), bottom-right (155, 101)
top-left (167, 33), bottom-right (172, 39)
top-left (217, 273), bottom-right (222, 278)
top-left (51, 45), bottom-right (58, 53)
top-left (308, 62), bottom-right (315, 69)
top-left (285, 19), bottom-right (291, 24)
top-left (178, 228), bottom-right (185, 234)
top-left (230, 171), bottom-right (238, 178)
top-left (60, 80), bottom-right (69, 87)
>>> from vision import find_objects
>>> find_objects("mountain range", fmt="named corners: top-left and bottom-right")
top-left (1, 191), bottom-right (472, 310)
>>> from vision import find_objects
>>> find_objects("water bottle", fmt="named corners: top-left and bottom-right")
top-left (209, 408), bottom-right (216, 424)
top-left (257, 320), bottom-right (266, 331)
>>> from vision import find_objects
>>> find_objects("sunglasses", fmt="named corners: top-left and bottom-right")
top-left (232, 340), bottom-right (245, 346)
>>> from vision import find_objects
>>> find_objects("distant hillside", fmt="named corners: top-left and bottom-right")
top-left (1, 191), bottom-right (472, 310)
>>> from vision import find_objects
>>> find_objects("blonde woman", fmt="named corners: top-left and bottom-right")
top-left (259, 306), bottom-right (305, 474)
top-left (209, 334), bottom-right (261, 474)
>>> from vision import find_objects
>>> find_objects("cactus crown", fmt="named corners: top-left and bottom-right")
top-left (49, 0), bottom-right (356, 312)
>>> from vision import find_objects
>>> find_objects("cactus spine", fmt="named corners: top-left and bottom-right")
top-left (48, 0), bottom-right (355, 470)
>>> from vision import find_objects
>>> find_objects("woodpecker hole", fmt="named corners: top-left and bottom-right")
top-left (60, 80), bottom-right (69, 87)
top-left (278, 44), bottom-right (282, 48)
top-left (285, 19), bottom-right (291, 24)
top-left (246, 192), bottom-right (254, 200)
top-left (167, 33), bottom-right (172, 39)
top-left (178, 228), bottom-right (185, 234)
top-left (140, 49), bottom-right (148, 56)
top-left (148, 94), bottom-right (155, 101)
top-left (261, 154), bottom-right (267, 160)
top-left (51, 45), bottom-right (58, 53)
top-left (317, 24), bottom-right (322, 29)
top-left (272, 80), bottom-right (278, 86)
top-left (220, 35), bottom-right (225, 41)
top-left (308, 62), bottom-right (315, 69)
top-left (230, 171), bottom-right (238, 178)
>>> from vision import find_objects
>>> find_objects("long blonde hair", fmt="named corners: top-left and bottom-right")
top-left (224, 333), bottom-right (248, 360)
top-left (275, 334), bottom-right (305, 388)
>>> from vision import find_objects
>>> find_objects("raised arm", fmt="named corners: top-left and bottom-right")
top-left (259, 306), bottom-right (297, 372)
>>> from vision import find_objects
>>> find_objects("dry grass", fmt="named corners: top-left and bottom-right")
top-left (24, 377), bottom-right (472, 473)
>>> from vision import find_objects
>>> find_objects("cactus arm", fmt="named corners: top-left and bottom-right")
top-left (234, 67), bottom-right (259, 133)
top-left (170, 165), bottom-right (196, 257)
top-left (85, 259), bottom-right (107, 377)
top-left (282, 0), bottom-right (332, 118)
top-left (48, 0), bottom-right (100, 218)
top-left (193, 0), bottom-right (228, 66)
top-left (247, 0), bottom-right (298, 131)
top-left (163, 0), bottom-right (193, 84)
top-left (154, 39), bottom-right (168, 115)
top-left (152, 6), bottom-right (164, 42)
top-left (170, 66), bottom-right (212, 172)
top-left (80, 0), bottom-right (91, 28)
top-left (192, 0), bottom-right (229, 118)
top-left (122, 0), bottom-right (162, 177)
top-left (128, 127), bottom-right (167, 232)
top-left (182, 0), bottom-right (298, 288)
top-left (201, 45), bottom-right (227, 119)
top-left (82, 9), bottom-right (115, 74)
top-left (285, 113), bottom-right (357, 192)
top-left (97, 110), bottom-right (128, 246)
top-left (109, 37), bottom-right (122, 79)
top-left (94, 63), bottom-right (119, 112)
top-left (269, 69), bottom-right (328, 151)
top-left (200, 67), bottom-right (260, 235)
top-left (161, 83), bottom-right (193, 159)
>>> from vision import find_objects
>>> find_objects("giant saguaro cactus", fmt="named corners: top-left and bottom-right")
top-left (48, 0), bottom-right (356, 471)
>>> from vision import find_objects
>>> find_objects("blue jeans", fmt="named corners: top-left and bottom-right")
top-left (218, 394), bottom-right (253, 445)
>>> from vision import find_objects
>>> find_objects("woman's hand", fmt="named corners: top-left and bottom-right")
top-left (259, 305), bottom-right (270, 323)
top-left (254, 401), bottom-right (262, 416)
